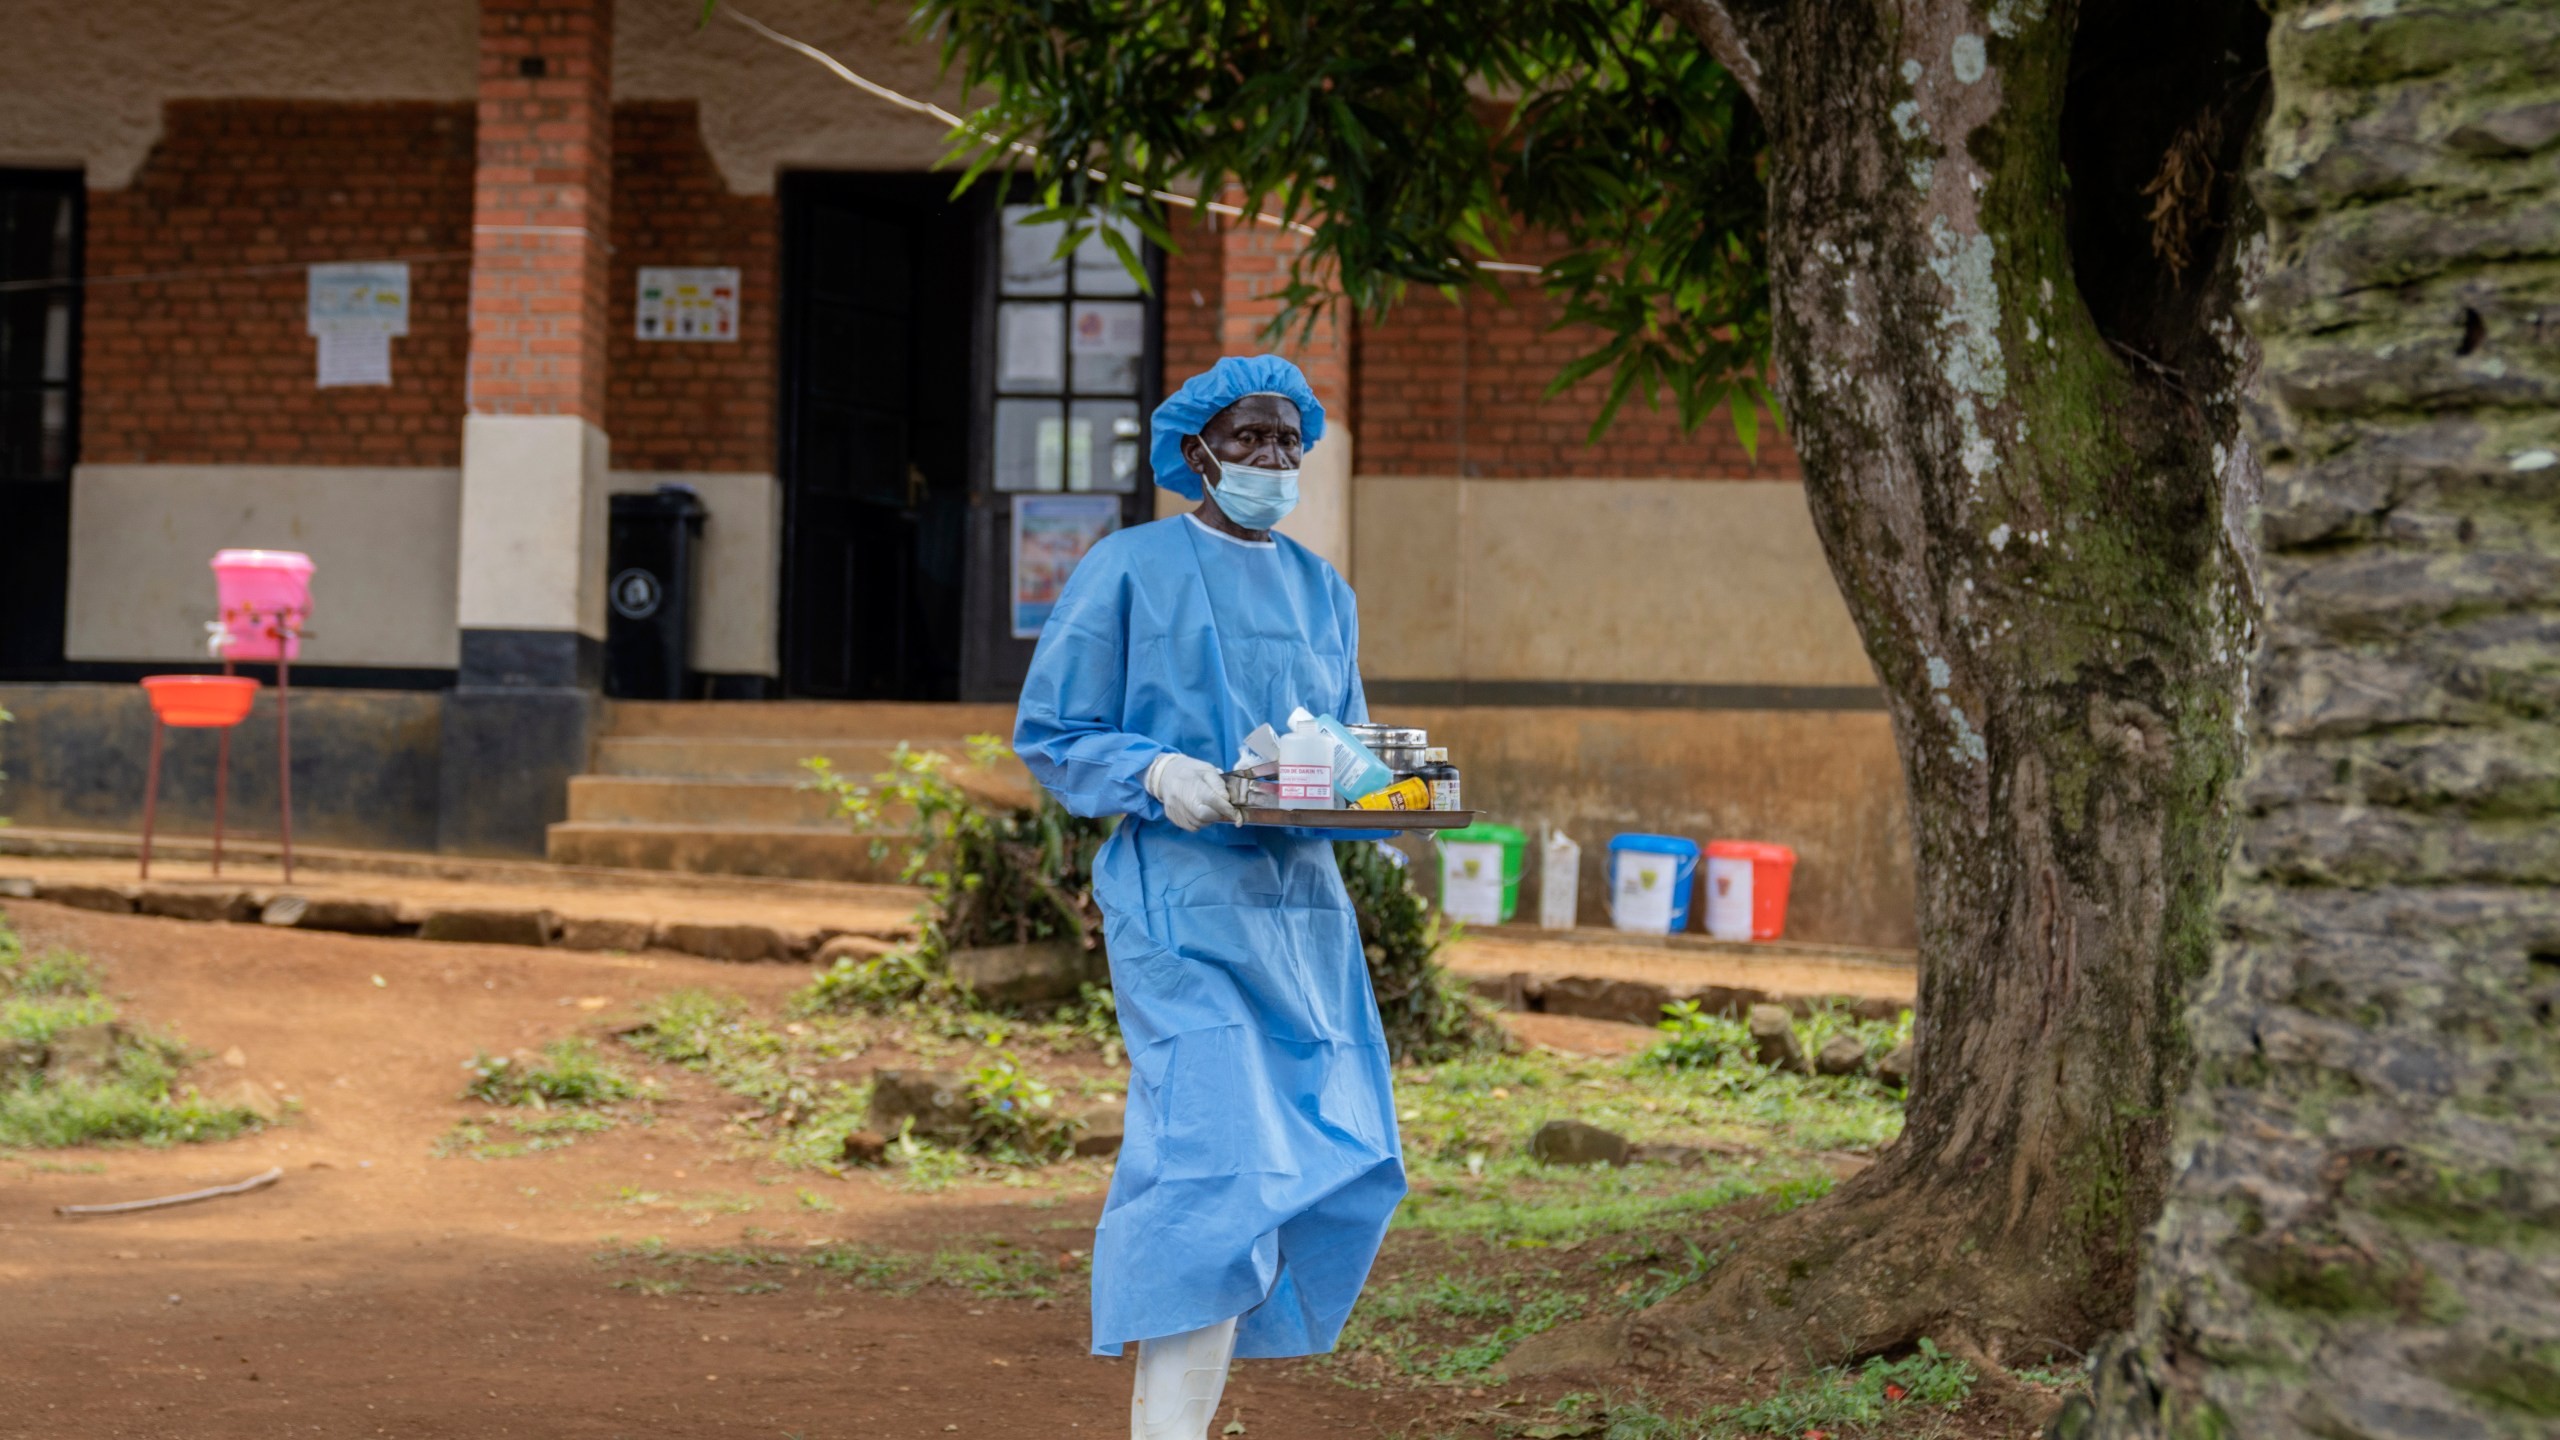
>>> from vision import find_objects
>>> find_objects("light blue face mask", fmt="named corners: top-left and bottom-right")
top-left (1200, 448), bottom-right (1301, 531)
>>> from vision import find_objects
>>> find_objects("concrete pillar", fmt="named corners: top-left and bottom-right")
top-left (441, 0), bottom-right (616, 855)
top-left (1219, 218), bottom-right (1355, 578)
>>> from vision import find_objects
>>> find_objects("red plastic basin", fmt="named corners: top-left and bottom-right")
top-left (142, 675), bottom-right (259, 728)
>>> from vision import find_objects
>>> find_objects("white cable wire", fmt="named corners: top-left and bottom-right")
top-left (722, 6), bottom-right (1544, 277)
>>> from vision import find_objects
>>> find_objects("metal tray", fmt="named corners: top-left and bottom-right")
top-left (1239, 808), bottom-right (1478, 831)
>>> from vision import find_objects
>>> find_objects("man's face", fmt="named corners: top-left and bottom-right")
top-left (1184, 394), bottom-right (1303, 488)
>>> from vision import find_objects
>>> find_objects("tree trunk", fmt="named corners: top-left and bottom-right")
top-left (1632, 0), bottom-right (2270, 1366)
top-left (2076, 4), bottom-right (2560, 1435)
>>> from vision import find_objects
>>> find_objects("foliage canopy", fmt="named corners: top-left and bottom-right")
top-left (910, 0), bottom-right (1774, 445)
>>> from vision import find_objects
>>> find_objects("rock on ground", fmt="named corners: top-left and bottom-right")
top-left (556, 916), bottom-right (653, 953)
top-left (1529, 1118), bottom-right (1630, 1167)
top-left (1814, 1032), bottom-right (1869, 1077)
top-left (135, 888), bottom-right (258, 924)
top-left (417, 908), bottom-right (554, 947)
top-left (35, 882), bottom-right (134, 914)
top-left (1747, 1003), bottom-right (1808, 1074)
top-left (1877, 1039), bottom-right (1912, 1089)
top-left (944, 940), bottom-right (1101, 1006)
top-left (867, 1069), bottom-right (974, 1144)
top-left (814, 933), bottom-right (899, 966)
top-left (261, 895), bottom-right (407, 935)
top-left (653, 922), bottom-right (807, 963)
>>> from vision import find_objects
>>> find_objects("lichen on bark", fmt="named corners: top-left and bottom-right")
top-left (2078, 2), bottom-right (2560, 1436)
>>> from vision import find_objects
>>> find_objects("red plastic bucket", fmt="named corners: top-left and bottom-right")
top-left (210, 549), bottom-right (314, 661)
top-left (1704, 840), bottom-right (1796, 941)
top-left (142, 675), bottom-right (260, 728)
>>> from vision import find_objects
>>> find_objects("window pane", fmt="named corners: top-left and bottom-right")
top-left (1069, 301), bottom-right (1145, 395)
top-left (1000, 204), bottom-right (1067, 296)
top-left (994, 398), bottom-right (1065, 492)
top-left (1073, 216), bottom-right (1146, 297)
top-left (997, 303), bottom-right (1065, 392)
top-left (1071, 399), bottom-right (1143, 492)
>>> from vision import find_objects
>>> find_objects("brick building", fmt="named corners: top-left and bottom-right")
top-left (0, 0), bottom-right (1913, 946)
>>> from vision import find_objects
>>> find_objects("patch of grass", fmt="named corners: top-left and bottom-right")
top-left (462, 1038), bottom-right (647, 1108)
top-left (0, 919), bottom-right (267, 1149)
top-left (1710, 1338), bottom-right (1976, 1435)
top-left (1400, 1156), bottom-right (1831, 1250)
top-left (1339, 1268), bottom-right (1588, 1382)
top-left (434, 1109), bottom-right (617, 1160)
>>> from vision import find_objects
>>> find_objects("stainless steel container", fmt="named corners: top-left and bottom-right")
top-left (1346, 723), bottom-right (1429, 774)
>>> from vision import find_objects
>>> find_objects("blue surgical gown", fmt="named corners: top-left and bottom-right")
top-left (1013, 514), bottom-right (1407, 1359)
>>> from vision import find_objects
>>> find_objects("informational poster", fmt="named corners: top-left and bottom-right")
top-left (635, 267), bottom-right (740, 341)
top-left (999, 303), bottom-right (1065, 389)
top-left (307, 262), bottom-right (408, 388)
top-left (1069, 300), bottom-right (1145, 357)
top-left (1011, 494), bottom-right (1121, 637)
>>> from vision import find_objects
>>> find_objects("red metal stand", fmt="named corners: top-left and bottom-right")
top-left (138, 599), bottom-right (297, 883)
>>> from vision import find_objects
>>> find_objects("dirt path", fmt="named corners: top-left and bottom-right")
top-left (0, 902), bottom-right (1427, 1440)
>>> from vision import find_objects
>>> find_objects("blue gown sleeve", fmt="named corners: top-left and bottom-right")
top-left (1013, 560), bottom-right (1171, 824)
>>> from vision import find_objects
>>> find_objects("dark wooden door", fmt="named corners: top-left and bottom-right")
top-left (779, 175), bottom-right (980, 700)
top-left (0, 172), bottom-right (80, 680)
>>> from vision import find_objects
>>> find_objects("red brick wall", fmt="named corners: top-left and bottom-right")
top-left (606, 101), bottom-right (775, 473)
top-left (1159, 209), bottom-right (1225, 389)
top-left (468, 0), bottom-right (613, 422)
top-left (1356, 267), bottom-right (1801, 478)
top-left (80, 101), bottom-right (475, 467)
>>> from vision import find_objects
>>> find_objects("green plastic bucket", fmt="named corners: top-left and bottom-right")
top-left (1436, 821), bottom-right (1526, 925)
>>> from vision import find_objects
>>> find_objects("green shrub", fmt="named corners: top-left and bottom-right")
top-left (461, 1038), bottom-right (645, 1108)
top-left (1715, 1337), bottom-right (1974, 1434)
top-left (1335, 839), bottom-right (1504, 1063)
top-left (0, 918), bottom-right (267, 1149)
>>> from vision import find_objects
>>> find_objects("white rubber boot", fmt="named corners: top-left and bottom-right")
top-left (1129, 1316), bottom-right (1239, 1440)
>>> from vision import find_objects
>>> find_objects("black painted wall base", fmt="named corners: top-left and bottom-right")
top-left (436, 686), bottom-right (596, 857)
top-left (0, 682), bottom-right (447, 852)
top-left (459, 628), bottom-right (604, 691)
top-left (699, 672), bottom-right (777, 700)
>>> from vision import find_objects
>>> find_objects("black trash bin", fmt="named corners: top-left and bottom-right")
top-left (605, 485), bottom-right (707, 699)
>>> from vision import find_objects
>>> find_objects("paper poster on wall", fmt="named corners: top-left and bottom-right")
top-left (1011, 494), bottom-right (1122, 638)
top-left (307, 262), bottom-right (409, 389)
top-left (636, 267), bottom-right (740, 341)
top-left (1070, 301), bottom-right (1145, 357)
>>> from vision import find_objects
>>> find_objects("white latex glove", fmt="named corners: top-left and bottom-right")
top-left (1145, 753), bottom-right (1241, 832)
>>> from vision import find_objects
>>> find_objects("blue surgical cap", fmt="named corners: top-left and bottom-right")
top-left (1148, 354), bottom-right (1329, 500)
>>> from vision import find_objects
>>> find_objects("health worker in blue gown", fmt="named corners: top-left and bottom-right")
top-left (1013, 354), bottom-right (1405, 1440)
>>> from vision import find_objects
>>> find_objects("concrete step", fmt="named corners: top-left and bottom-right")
top-left (592, 735), bottom-right (1019, 780)
top-left (603, 700), bottom-right (1019, 741)
top-left (565, 776), bottom-right (850, 828)
top-left (544, 822), bottom-right (919, 886)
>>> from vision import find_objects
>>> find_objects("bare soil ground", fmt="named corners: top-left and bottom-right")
top-left (0, 901), bottom-right (1429, 1440)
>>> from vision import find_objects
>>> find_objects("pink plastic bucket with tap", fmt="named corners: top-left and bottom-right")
top-left (210, 549), bottom-right (314, 661)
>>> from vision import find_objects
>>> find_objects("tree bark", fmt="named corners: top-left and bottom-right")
top-left (2077, 3), bottom-right (2560, 1435)
top-left (1633, 0), bottom-right (2271, 1366)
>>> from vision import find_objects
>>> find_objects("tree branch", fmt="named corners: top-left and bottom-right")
top-left (1647, 0), bottom-right (1772, 108)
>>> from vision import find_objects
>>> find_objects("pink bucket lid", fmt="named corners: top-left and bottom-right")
top-left (211, 549), bottom-right (315, 575)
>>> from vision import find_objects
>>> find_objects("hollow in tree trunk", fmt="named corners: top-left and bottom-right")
top-left (1627, 0), bottom-right (2270, 1365)
top-left (2076, 3), bottom-right (2560, 1435)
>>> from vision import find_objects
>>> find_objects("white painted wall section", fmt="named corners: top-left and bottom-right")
top-left (63, 463), bottom-right (462, 666)
top-left (457, 415), bottom-right (612, 640)
top-left (1353, 477), bottom-right (1875, 687)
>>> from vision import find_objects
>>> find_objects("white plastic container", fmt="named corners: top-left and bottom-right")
top-left (1274, 729), bottom-right (1333, 809)
top-left (1438, 840), bottom-right (1509, 926)
top-left (1538, 830), bottom-right (1581, 930)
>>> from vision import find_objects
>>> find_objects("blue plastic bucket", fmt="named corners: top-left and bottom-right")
top-left (1607, 833), bottom-right (1701, 934)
